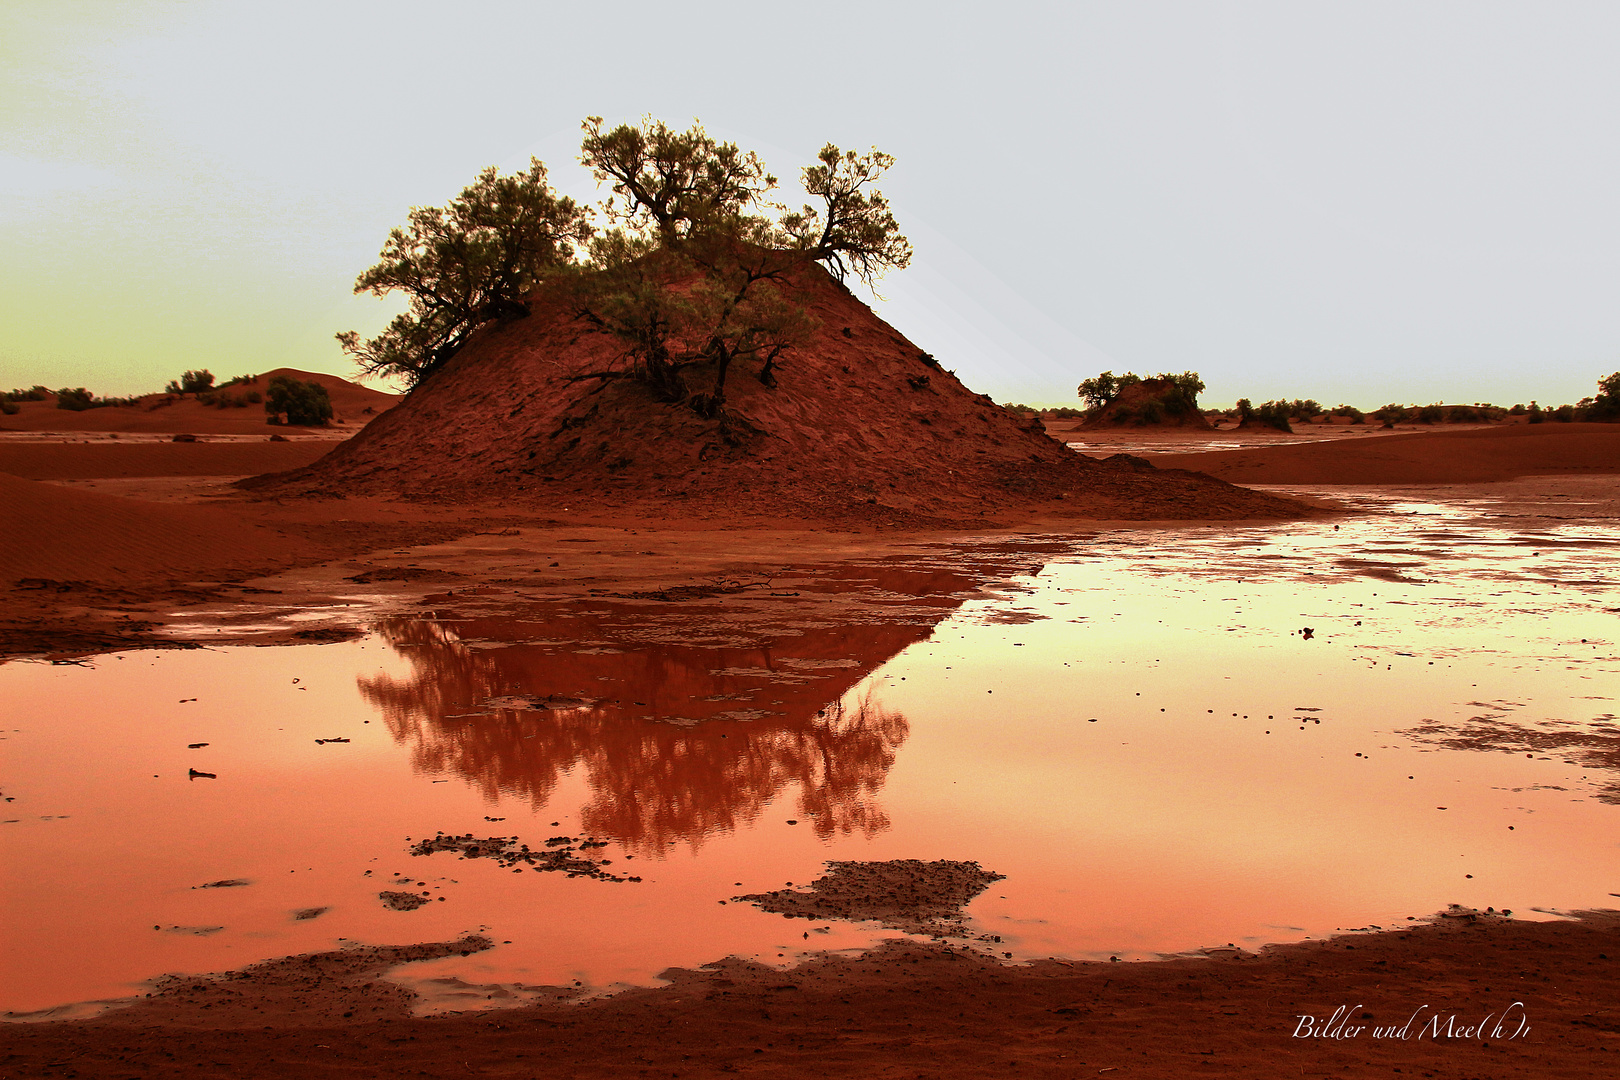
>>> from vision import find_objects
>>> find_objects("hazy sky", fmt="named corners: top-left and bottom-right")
top-left (5, 0), bottom-right (1620, 408)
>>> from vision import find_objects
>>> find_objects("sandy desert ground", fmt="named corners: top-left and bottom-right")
top-left (2, 416), bottom-right (1618, 1078)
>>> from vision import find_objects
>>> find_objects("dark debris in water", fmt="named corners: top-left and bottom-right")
top-left (378, 891), bottom-right (433, 911)
top-left (1401, 715), bottom-right (1620, 803)
top-left (734, 859), bottom-right (1004, 937)
top-left (409, 832), bottom-right (640, 882)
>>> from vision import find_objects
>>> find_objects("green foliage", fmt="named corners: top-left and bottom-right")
top-left (1044, 406), bottom-right (1084, 419)
top-left (55, 387), bottom-right (97, 411)
top-left (4, 385), bottom-right (50, 402)
top-left (338, 158), bottom-right (592, 387)
top-left (1076, 370), bottom-right (1201, 417)
top-left (1417, 403), bottom-right (1444, 424)
top-left (571, 117), bottom-right (910, 415)
top-left (264, 376), bottom-right (332, 426)
top-left (1332, 404), bottom-right (1365, 423)
top-left (344, 117), bottom-right (911, 419)
top-left (0, 398), bottom-right (17, 415)
top-left (1235, 398), bottom-right (1293, 432)
top-left (1585, 371), bottom-right (1620, 420)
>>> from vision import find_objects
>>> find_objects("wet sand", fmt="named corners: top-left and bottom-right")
top-left (3, 913), bottom-right (1616, 1078)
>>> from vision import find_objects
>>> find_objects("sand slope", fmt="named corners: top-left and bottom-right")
top-left (0, 440), bottom-right (336, 481)
top-left (0, 368), bottom-right (397, 435)
top-left (1157, 423), bottom-right (1620, 484)
top-left (0, 472), bottom-right (306, 583)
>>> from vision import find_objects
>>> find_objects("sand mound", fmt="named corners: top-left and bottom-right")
top-left (0, 472), bottom-right (306, 584)
top-left (1080, 377), bottom-right (1212, 430)
top-left (247, 265), bottom-right (1295, 522)
top-left (1157, 423), bottom-right (1620, 484)
top-left (0, 368), bottom-right (397, 435)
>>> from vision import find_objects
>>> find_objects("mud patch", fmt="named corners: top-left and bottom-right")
top-left (734, 859), bottom-right (1004, 936)
top-left (408, 832), bottom-right (641, 883)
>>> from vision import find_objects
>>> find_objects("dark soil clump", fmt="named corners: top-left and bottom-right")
top-left (734, 858), bottom-right (1004, 936)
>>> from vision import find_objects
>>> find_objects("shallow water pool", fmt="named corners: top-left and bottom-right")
top-left (3, 490), bottom-right (1617, 1014)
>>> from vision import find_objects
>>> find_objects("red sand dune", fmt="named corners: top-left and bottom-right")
top-left (0, 368), bottom-right (398, 435)
top-left (1157, 422), bottom-right (1620, 484)
top-left (0, 471), bottom-right (307, 583)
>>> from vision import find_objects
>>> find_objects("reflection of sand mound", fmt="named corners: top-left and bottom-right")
top-left (248, 266), bottom-right (1298, 522)
top-left (359, 614), bottom-right (914, 854)
top-left (0, 368), bottom-right (397, 435)
top-left (1157, 423), bottom-right (1620, 484)
top-left (0, 472), bottom-right (304, 583)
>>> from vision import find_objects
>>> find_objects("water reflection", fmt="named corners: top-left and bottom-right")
top-left (357, 565), bottom-right (1022, 851)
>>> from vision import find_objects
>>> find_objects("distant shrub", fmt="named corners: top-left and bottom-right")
top-left (1550, 404), bottom-right (1576, 422)
top-left (1509, 403), bottom-right (1526, 415)
top-left (1043, 406), bottom-right (1084, 419)
top-left (5, 385), bottom-right (51, 402)
top-left (1446, 405), bottom-right (1481, 423)
top-left (221, 373), bottom-right (258, 388)
top-left (55, 387), bottom-right (97, 411)
top-left (1417, 404), bottom-right (1444, 424)
top-left (0, 398), bottom-right (17, 415)
top-left (181, 369), bottom-right (214, 393)
top-left (1526, 401), bottom-right (1544, 424)
top-left (1236, 398), bottom-right (1293, 432)
top-left (1582, 371), bottom-right (1620, 421)
top-left (265, 376), bottom-right (332, 426)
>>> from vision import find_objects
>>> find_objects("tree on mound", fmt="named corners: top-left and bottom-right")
top-left (337, 161), bottom-right (592, 387)
top-left (1076, 370), bottom-right (1208, 427)
top-left (339, 117), bottom-right (912, 422)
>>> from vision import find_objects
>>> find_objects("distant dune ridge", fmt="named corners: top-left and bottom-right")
top-left (246, 265), bottom-right (1297, 522)
top-left (0, 368), bottom-right (399, 435)
top-left (1154, 423), bottom-right (1620, 484)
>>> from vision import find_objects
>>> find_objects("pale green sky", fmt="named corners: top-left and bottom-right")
top-left (5, 0), bottom-right (1620, 407)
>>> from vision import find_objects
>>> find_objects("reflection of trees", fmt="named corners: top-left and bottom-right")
top-left (357, 614), bottom-right (916, 854)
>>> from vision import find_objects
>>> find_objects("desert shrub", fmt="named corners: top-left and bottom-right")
top-left (0, 398), bottom-right (17, 415)
top-left (1236, 398), bottom-right (1293, 432)
top-left (1332, 405), bottom-right (1365, 423)
top-left (1286, 398), bottom-right (1322, 419)
top-left (1526, 402), bottom-right (1544, 423)
top-left (1582, 371), bottom-right (1620, 421)
top-left (1253, 400), bottom-right (1294, 431)
top-left (244, 389), bottom-right (262, 404)
top-left (181, 369), bottom-right (214, 393)
top-left (55, 387), bottom-right (97, 411)
top-left (1509, 403), bottom-right (1526, 415)
top-left (1550, 404), bottom-right (1576, 422)
top-left (221, 373), bottom-right (257, 388)
top-left (1417, 404), bottom-right (1444, 424)
top-left (1044, 406), bottom-right (1084, 419)
top-left (264, 376), bottom-right (332, 426)
top-left (1446, 405), bottom-right (1481, 423)
top-left (1136, 399), bottom-right (1163, 424)
top-left (5, 385), bottom-right (51, 402)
